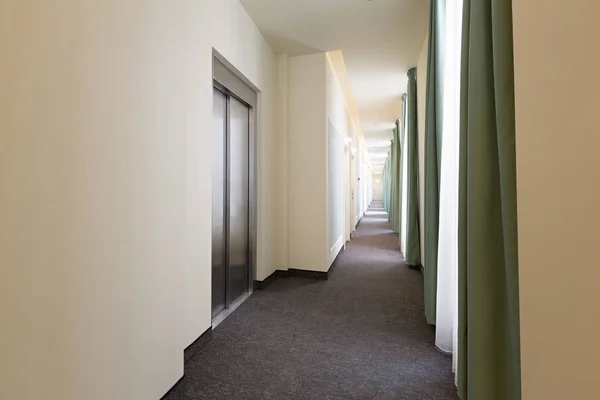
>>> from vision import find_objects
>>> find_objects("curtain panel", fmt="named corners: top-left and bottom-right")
top-left (424, 0), bottom-right (445, 326)
top-left (457, 0), bottom-right (522, 398)
top-left (404, 68), bottom-right (421, 267)
top-left (390, 130), bottom-right (398, 231)
top-left (398, 94), bottom-right (407, 252)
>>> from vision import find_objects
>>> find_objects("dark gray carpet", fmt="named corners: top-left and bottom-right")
top-left (165, 202), bottom-right (458, 399)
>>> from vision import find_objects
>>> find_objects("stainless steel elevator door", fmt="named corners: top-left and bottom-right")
top-left (212, 89), bottom-right (227, 319)
top-left (211, 88), bottom-right (250, 320)
top-left (228, 97), bottom-right (250, 305)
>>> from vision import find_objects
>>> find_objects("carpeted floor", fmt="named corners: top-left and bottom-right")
top-left (165, 202), bottom-right (458, 400)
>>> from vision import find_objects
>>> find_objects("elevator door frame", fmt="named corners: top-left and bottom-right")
top-left (212, 53), bottom-right (258, 326)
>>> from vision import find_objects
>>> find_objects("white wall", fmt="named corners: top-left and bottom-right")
top-left (286, 52), bottom-right (364, 272)
top-left (513, 2), bottom-right (600, 399)
top-left (354, 148), bottom-right (365, 223)
top-left (365, 166), bottom-right (373, 206)
top-left (0, 1), bottom-right (279, 399)
top-left (208, 3), bottom-right (280, 285)
top-left (327, 121), bottom-right (345, 261)
top-left (195, 0), bottom-right (279, 331)
top-left (275, 54), bottom-right (289, 272)
top-left (287, 53), bottom-right (328, 272)
top-left (416, 33), bottom-right (428, 265)
top-left (361, 159), bottom-right (372, 215)
top-left (326, 54), bottom-right (358, 267)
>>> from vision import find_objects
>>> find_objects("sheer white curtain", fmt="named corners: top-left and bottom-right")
top-left (435, 0), bottom-right (463, 383)
top-left (400, 115), bottom-right (409, 255)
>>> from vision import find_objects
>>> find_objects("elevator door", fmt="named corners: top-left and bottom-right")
top-left (212, 87), bottom-right (251, 320)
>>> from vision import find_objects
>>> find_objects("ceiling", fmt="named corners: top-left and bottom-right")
top-left (239, 0), bottom-right (429, 172)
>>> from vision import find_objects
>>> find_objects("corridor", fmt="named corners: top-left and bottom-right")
top-left (166, 202), bottom-right (457, 399)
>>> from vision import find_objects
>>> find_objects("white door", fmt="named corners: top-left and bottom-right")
top-left (344, 146), bottom-right (351, 242)
top-left (373, 177), bottom-right (383, 201)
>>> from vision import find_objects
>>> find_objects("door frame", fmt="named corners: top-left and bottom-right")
top-left (350, 152), bottom-right (357, 236)
top-left (344, 145), bottom-right (351, 243)
top-left (211, 52), bottom-right (258, 326)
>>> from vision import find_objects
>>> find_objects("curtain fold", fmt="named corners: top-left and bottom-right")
top-left (382, 163), bottom-right (385, 209)
top-left (457, 0), bottom-right (521, 398)
top-left (404, 68), bottom-right (421, 267)
top-left (383, 153), bottom-right (391, 214)
top-left (382, 158), bottom-right (388, 212)
top-left (393, 120), bottom-right (402, 235)
top-left (387, 152), bottom-right (391, 214)
top-left (435, 0), bottom-right (461, 380)
top-left (399, 94), bottom-right (407, 253)
top-left (424, 0), bottom-right (445, 325)
top-left (391, 125), bottom-right (401, 233)
top-left (390, 130), bottom-right (398, 229)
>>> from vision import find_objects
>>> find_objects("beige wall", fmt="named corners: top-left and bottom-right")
top-left (275, 54), bottom-right (290, 272)
top-left (416, 33), bottom-right (429, 265)
top-left (0, 1), bottom-right (279, 399)
top-left (286, 52), bottom-right (362, 272)
top-left (287, 53), bottom-right (328, 272)
top-left (326, 53), bottom-right (360, 267)
top-left (513, 1), bottom-right (600, 399)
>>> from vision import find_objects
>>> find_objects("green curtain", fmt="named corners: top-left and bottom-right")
top-left (382, 159), bottom-right (387, 210)
top-left (382, 161), bottom-right (386, 210)
top-left (457, 0), bottom-right (521, 398)
top-left (388, 154), bottom-right (392, 214)
top-left (391, 126), bottom-right (401, 233)
top-left (383, 155), bottom-right (391, 213)
top-left (423, 0), bottom-right (445, 325)
top-left (389, 131), bottom-right (398, 227)
top-left (404, 68), bottom-right (421, 267)
top-left (386, 153), bottom-right (392, 213)
top-left (393, 120), bottom-right (402, 235)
